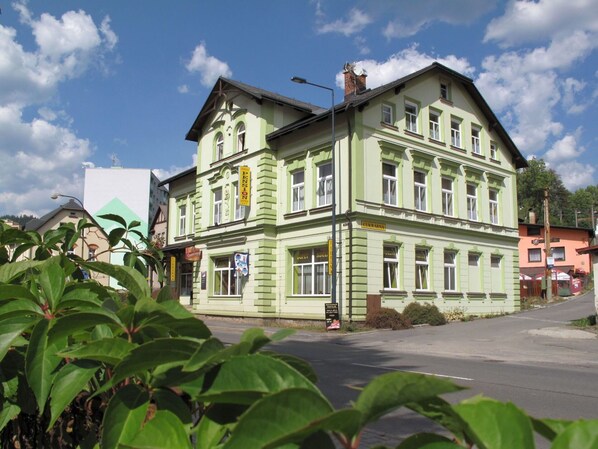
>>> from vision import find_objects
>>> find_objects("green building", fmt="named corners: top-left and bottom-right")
top-left (184, 63), bottom-right (527, 321)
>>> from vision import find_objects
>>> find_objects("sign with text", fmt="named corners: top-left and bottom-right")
top-left (239, 166), bottom-right (251, 206)
top-left (184, 246), bottom-right (201, 261)
top-left (361, 220), bottom-right (386, 231)
top-left (169, 256), bottom-right (176, 282)
top-left (325, 302), bottom-right (340, 330)
top-left (328, 239), bottom-right (333, 275)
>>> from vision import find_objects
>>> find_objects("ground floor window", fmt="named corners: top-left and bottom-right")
top-left (415, 248), bottom-right (430, 290)
top-left (180, 262), bottom-right (193, 297)
top-left (491, 255), bottom-right (503, 293)
top-left (213, 256), bottom-right (240, 296)
top-left (444, 250), bottom-right (457, 291)
top-left (292, 247), bottom-right (330, 295)
top-left (383, 245), bottom-right (400, 289)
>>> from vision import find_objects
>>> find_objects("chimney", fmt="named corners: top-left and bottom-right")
top-left (343, 62), bottom-right (367, 100)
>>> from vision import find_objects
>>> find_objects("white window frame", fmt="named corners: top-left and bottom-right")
top-left (489, 189), bottom-right (499, 224)
top-left (382, 104), bottom-right (393, 125)
top-left (444, 251), bottom-right (457, 292)
top-left (190, 201), bottom-right (196, 233)
top-left (234, 183), bottom-right (246, 220)
top-left (236, 123), bottom-right (245, 152)
top-left (215, 133), bottom-right (224, 160)
top-left (429, 110), bottom-right (441, 141)
top-left (414, 170), bottom-right (427, 212)
top-left (383, 245), bottom-right (400, 290)
top-left (317, 162), bottom-right (332, 207)
top-left (405, 102), bottom-right (418, 133)
top-left (382, 162), bottom-right (398, 206)
top-left (292, 247), bottom-right (330, 296)
top-left (440, 82), bottom-right (450, 100)
top-left (178, 204), bottom-right (187, 236)
top-left (441, 177), bottom-right (454, 216)
top-left (213, 188), bottom-right (222, 225)
top-left (466, 183), bottom-right (478, 221)
top-left (528, 248), bottom-right (542, 263)
top-left (213, 256), bottom-right (241, 296)
top-left (415, 248), bottom-right (430, 291)
top-left (490, 142), bottom-right (498, 160)
top-left (471, 126), bottom-right (481, 155)
top-left (291, 170), bottom-right (305, 212)
top-left (451, 119), bottom-right (462, 148)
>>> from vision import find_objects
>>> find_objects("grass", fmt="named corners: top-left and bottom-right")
top-left (570, 314), bottom-right (598, 334)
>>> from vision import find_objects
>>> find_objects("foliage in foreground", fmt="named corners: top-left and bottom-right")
top-left (1, 218), bottom-right (597, 449)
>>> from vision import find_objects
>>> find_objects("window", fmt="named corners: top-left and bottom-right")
top-left (215, 133), bottom-right (224, 160)
top-left (405, 102), bottom-right (418, 133)
top-left (552, 247), bottom-right (565, 262)
top-left (180, 262), bottom-right (193, 297)
top-left (451, 118), bottom-right (461, 147)
top-left (444, 251), bottom-right (457, 291)
top-left (415, 248), bottom-right (429, 290)
top-left (528, 248), bottom-right (542, 263)
top-left (491, 255), bottom-right (503, 292)
top-left (236, 123), bottom-right (245, 152)
top-left (429, 110), bottom-right (441, 141)
top-left (88, 244), bottom-right (98, 262)
top-left (234, 184), bottom-right (246, 220)
top-left (178, 204), bottom-right (187, 236)
top-left (441, 177), bottom-right (453, 216)
top-left (440, 82), bottom-right (450, 100)
top-left (292, 247), bottom-right (330, 295)
top-left (383, 246), bottom-right (400, 289)
top-left (191, 202), bottom-right (196, 233)
top-left (291, 170), bottom-right (305, 212)
top-left (490, 142), bottom-right (498, 160)
top-left (414, 170), bottom-right (427, 212)
top-left (489, 189), bottom-right (499, 224)
top-left (468, 253), bottom-right (481, 291)
top-left (466, 183), bottom-right (478, 221)
top-left (383, 162), bottom-right (398, 206)
top-left (317, 162), bottom-right (332, 207)
top-left (214, 256), bottom-right (240, 296)
top-left (213, 188), bottom-right (222, 225)
top-left (382, 104), bottom-right (393, 125)
top-left (471, 126), bottom-right (481, 155)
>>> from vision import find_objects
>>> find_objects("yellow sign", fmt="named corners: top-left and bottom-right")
top-left (328, 239), bottom-right (333, 275)
top-left (361, 220), bottom-right (386, 231)
top-left (239, 166), bottom-right (251, 206)
top-left (170, 256), bottom-right (176, 282)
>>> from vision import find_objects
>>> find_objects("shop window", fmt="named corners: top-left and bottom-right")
top-left (292, 247), bottom-right (330, 295)
top-left (213, 256), bottom-right (240, 296)
top-left (383, 245), bottom-right (400, 290)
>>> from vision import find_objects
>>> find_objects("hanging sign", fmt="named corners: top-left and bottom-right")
top-left (170, 256), bottom-right (176, 282)
top-left (234, 252), bottom-right (250, 277)
top-left (184, 246), bottom-right (201, 261)
top-left (328, 239), bottom-right (333, 275)
top-left (325, 303), bottom-right (340, 330)
top-left (239, 166), bottom-right (251, 206)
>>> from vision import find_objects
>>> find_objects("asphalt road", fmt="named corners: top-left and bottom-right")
top-left (201, 291), bottom-right (597, 448)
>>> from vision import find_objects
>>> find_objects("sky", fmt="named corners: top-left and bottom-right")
top-left (1, 0), bottom-right (597, 217)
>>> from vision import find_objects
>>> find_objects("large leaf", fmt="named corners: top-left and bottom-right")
top-left (0, 258), bottom-right (44, 283)
top-left (58, 338), bottom-right (136, 365)
top-left (25, 319), bottom-right (65, 411)
top-left (407, 396), bottom-right (471, 445)
top-left (531, 417), bottom-right (573, 442)
top-left (108, 228), bottom-right (127, 247)
top-left (452, 396), bottom-right (534, 449)
top-left (48, 360), bottom-right (99, 428)
top-left (0, 284), bottom-right (37, 302)
top-left (0, 403), bottom-right (20, 432)
top-left (82, 262), bottom-right (151, 300)
top-left (355, 372), bottom-right (464, 426)
top-left (239, 327), bottom-right (295, 353)
top-left (98, 213), bottom-right (128, 228)
top-left (118, 410), bottom-right (192, 449)
top-left (152, 389), bottom-right (193, 424)
top-left (102, 384), bottom-right (149, 449)
top-left (38, 260), bottom-right (66, 312)
top-left (60, 282), bottom-right (108, 308)
top-left (222, 388), bottom-right (334, 449)
top-left (396, 433), bottom-right (463, 448)
top-left (0, 315), bottom-right (38, 361)
top-left (0, 297), bottom-right (44, 320)
top-left (195, 412), bottom-right (230, 449)
top-left (182, 338), bottom-right (236, 372)
top-left (550, 419), bottom-right (598, 449)
top-left (48, 310), bottom-right (123, 344)
top-left (196, 354), bottom-right (325, 405)
top-left (260, 351), bottom-right (318, 384)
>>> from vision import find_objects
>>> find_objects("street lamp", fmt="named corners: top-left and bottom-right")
top-left (291, 76), bottom-right (337, 306)
top-left (51, 192), bottom-right (84, 208)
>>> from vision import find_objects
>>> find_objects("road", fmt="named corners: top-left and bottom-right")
top-left (201, 291), bottom-right (597, 448)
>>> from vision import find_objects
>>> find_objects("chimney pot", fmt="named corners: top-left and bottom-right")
top-left (343, 63), bottom-right (367, 100)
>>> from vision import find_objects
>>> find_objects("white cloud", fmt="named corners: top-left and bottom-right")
top-left (316, 8), bottom-right (373, 36)
top-left (562, 78), bottom-right (589, 114)
top-left (544, 131), bottom-right (585, 162)
top-left (152, 153), bottom-right (196, 183)
top-left (178, 84), bottom-right (189, 94)
top-left (551, 161), bottom-right (596, 191)
top-left (484, 0), bottom-right (598, 48)
top-left (337, 45), bottom-right (475, 89)
top-left (185, 42), bottom-right (232, 88)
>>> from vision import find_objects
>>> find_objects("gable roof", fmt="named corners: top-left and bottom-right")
top-left (150, 204), bottom-right (168, 229)
top-left (25, 199), bottom-right (84, 231)
top-left (185, 77), bottom-right (326, 142)
top-left (158, 166), bottom-right (196, 187)
top-left (267, 62), bottom-right (528, 169)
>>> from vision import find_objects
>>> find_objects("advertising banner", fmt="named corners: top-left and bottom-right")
top-left (239, 166), bottom-right (251, 206)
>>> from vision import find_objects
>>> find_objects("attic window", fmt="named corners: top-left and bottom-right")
top-left (440, 80), bottom-right (451, 101)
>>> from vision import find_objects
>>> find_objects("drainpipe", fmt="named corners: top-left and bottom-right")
top-left (345, 105), bottom-right (354, 321)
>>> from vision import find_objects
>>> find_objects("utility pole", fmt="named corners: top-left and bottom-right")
top-left (544, 189), bottom-right (552, 301)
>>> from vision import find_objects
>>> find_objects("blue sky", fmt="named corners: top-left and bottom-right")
top-left (1, 0), bottom-right (597, 216)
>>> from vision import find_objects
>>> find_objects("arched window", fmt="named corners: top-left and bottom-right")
top-left (215, 133), bottom-right (224, 160)
top-left (236, 123), bottom-right (246, 152)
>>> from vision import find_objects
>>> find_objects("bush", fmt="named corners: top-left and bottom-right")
top-left (444, 306), bottom-right (467, 322)
top-left (365, 307), bottom-right (412, 330)
top-left (403, 302), bottom-right (447, 326)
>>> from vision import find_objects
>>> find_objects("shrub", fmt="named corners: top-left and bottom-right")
top-left (365, 307), bottom-right (412, 330)
top-left (403, 302), bottom-right (447, 326)
top-left (444, 306), bottom-right (466, 322)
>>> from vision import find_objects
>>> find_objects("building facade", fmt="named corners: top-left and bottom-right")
top-left (186, 63), bottom-right (527, 321)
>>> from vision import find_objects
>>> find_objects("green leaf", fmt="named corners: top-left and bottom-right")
top-left (0, 284), bottom-right (37, 302)
top-left (396, 433), bottom-right (463, 448)
top-left (195, 412), bottom-right (229, 449)
top-left (109, 228), bottom-right (127, 247)
top-left (531, 417), bottom-right (573, 442)
top-left (0, 315), bottom-right (39, 361)
top-left (127, 220), bottom-right (142, 231)
top-left (406, 397), bottom-right (471, 445)
top-left (261, 352), bottom-right (318, 384)
top-left (58, 338), bottom-right (136, 365)
top-left (163, 317), bottom-right (212, 340)
top-left (182, 337), bottom-right (229, 372)
top-left (152, 389), bottom-right (192, 424)
top-left (48, 360), bottom-right (99, 428)
top-left (82, 262), bottom-right (151, 300)
top-left (551, 420), bottom-right (598, 449)
top-left (239, 327), bottom-right (294, 353)
top-left (453, 396), bottom-right (534, 449)
top-left (221, 388), bottom-right (333, 449)
top-left (98, 213), bottom-right (128, 228)
top-left (118, 410), bottom-right (192, 449)
top-left (102, 384), bottom-right (149, 449)
top-left (196, 354), bottom-right (325, 405)
top-left (25, 319), bottom-right (65, 411)
top-left (0, 297), bottom-right (44, 320)
top-left (155, 286), bottom-right (172, 303)
top-left (48, 310), bottom-right (123, 344)
top-left (60, 282), bottom-right (107, 307)
top-left (355, 372), bottom-right (464, 425)
top-left (0, 258), bottom-right (44, 283)
top-left (0, 402), bottom-right (20, 432)
top-left (38, 261), bottom-right (66, 312)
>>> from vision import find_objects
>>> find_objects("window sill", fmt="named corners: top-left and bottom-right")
top-left (381, 290), bottom-right (408, 297)
top-left (472, 152), bottom-right (485, 160)
top-left (466, 292), bottom-right (486, 300)
top-left (428, 138), bottom-right (445, 146)
top-left (207, 218), bottom-right (245, 231)
top-left (450, 145), bottom-right (466, 153)
top-left (288, 295), bottom-right (330, 300)
top-left (404, 130), bottom-right (424, 139)
top-left (440, 98), bottom-right (453, 106)
top-left (173, 235), bottom-right (188, 242)
top-left (208, 295), bottom-right (242, 300)
top-left (489, 293), bottom-right (507, 300)
top-left (442, 291), bottom-right (464, 299)
top-left (490, 158), bottom-right (501, 164)
top-left (210, 149), bottom-right (248, 168)
top-left (413, 291), bottom-right (436, 298)
top-left (284, 210), bottom-right (308, 219)
top-left (309, 205), bottom-right (333, 215)
top-left (381, 122), bottom-right (398, 131)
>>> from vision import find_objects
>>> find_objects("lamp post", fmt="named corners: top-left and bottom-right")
top-left (51, 192), bottom-right (84, 209)
top-left (291, 76), bottom-right (337, 306)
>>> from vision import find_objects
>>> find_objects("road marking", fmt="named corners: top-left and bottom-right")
top-left (352, 363), bottom-right (473, 381)
top-left (508, 316), bottom-right (569, 324)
